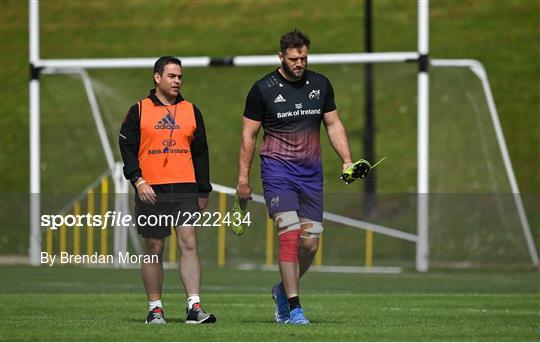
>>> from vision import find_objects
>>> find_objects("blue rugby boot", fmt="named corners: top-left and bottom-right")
top-left (287, 307), bottom-right (310, 325)
top-left (271, 282), bottom-right (289, 323)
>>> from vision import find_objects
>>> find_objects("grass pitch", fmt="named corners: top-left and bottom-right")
top-left (2, 293), bottom-right (538, 341)
top-left (1, 265), bottom-right (538, 341)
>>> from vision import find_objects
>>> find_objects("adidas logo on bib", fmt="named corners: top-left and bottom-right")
top-left (155, 114), bottom-right (180, 130)
top-left (274, 94), bottom-right (286, 103)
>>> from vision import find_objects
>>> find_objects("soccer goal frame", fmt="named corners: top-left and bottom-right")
top-left (28, 0), bottom-right (538, 270)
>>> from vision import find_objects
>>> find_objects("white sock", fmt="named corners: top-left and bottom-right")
top-left (187, 295), bottom-right (200, 310)
top-left (148, 299), bottom-right (162, 311)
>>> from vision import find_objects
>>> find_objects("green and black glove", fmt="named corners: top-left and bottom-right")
top-left (231, 195), bottom-right (248, 236)
top-left (340, 157), bottom-right (386, 185)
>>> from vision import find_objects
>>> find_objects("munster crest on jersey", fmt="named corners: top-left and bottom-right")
top-left (309, 89), bottom-right (320, 100)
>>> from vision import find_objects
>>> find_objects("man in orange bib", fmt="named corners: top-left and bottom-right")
top-left (119, 56), bottom-right (216, 325)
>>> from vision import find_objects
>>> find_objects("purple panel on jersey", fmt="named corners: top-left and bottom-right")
top-left (261, 156), bottom-right (322, 180)
top-left (260, 125), bottom-right (322, 180)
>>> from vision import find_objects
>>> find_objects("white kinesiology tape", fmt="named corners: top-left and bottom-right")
top-left (274, 211), bottom-right (300, 235)
top-left (300, 220), bottom-right (324, 238)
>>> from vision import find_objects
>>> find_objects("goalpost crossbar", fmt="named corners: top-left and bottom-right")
top-left (34, 52), bottom-right (420, 70)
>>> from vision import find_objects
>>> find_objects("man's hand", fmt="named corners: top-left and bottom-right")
top-left (236, 182), bottom-right (252, 201)
top-left (342, 161), bottom-right (353, 171)
top-left (233, 183), bottom-right (251, 236)
top-left (136, 179), bottom-right (157, 205)
top-left (198, 197), bottom-right (209, 211)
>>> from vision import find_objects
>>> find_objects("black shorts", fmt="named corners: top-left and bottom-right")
top-left (135, 183), bottom-right (200, 239)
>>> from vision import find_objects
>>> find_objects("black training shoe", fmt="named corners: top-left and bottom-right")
top-left (185, 303), bottom-right (217, 324)
top-left (145, 307), bottom-right (167, 324)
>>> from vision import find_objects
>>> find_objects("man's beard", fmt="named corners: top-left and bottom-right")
top-left (281, 61), bottom-right (306, 80)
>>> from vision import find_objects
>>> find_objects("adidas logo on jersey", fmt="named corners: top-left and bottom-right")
top-left (155, 114), bottom-right (180, 130)
top-left (274, 94), bottom-right (286, 103)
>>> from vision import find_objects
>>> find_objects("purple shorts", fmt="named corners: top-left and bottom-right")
top-left (262, 176), bottom-right (323, 222)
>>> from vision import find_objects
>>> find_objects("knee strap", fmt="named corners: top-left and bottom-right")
top-left (274, 211), bottom-right (300, 234)
top-left (300, 220), bottom-right (324, 238)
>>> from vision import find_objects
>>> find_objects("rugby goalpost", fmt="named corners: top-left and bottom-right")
top-left (28, 0), bottom-right (538, 270)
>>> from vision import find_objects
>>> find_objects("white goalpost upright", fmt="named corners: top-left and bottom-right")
top-left (28, 0), bottom-right (538, 269)
top-left (416, 0), bottom-right (430, 272)
top-left (28, 0), bottom-right (41, 267)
